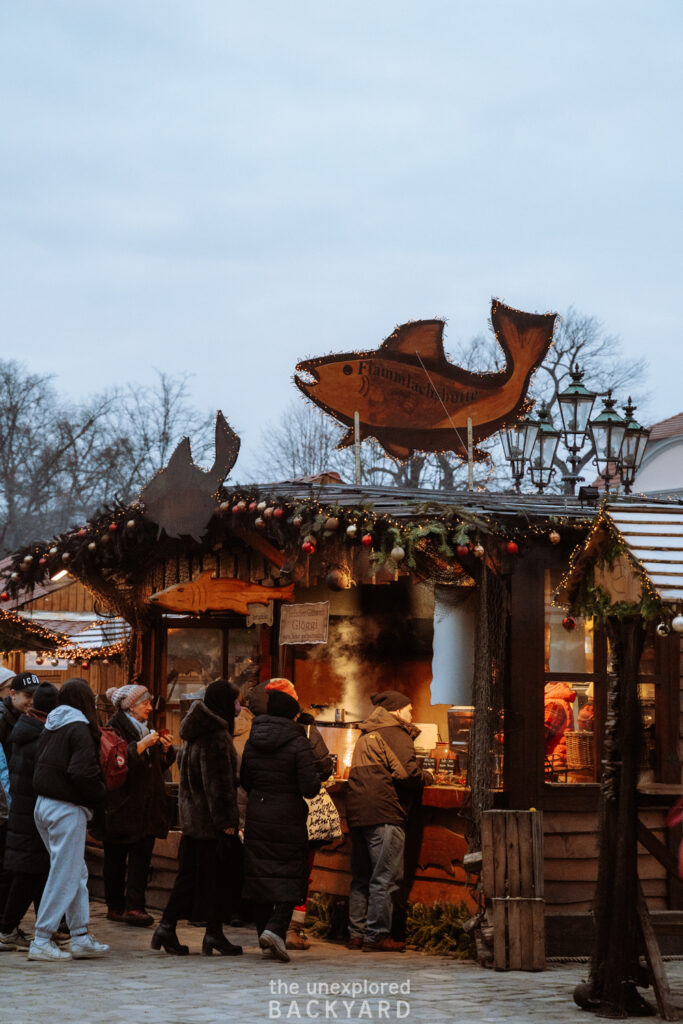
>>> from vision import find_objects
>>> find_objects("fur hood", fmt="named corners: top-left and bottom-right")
top-left (247, 714), bottom-right (304, 752)
top-left (180, 699), bottom-right (228, 743)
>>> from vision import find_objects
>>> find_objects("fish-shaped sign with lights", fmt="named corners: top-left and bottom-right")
top-left (295, 301), bottom-right (556, 461)
top-left (140, 411), bottom-right (240, 541)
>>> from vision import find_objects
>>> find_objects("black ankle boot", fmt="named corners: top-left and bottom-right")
top-left (151, 921), bottom-right (189, 956)
top-left (202, 929), bottom-right (243, 956)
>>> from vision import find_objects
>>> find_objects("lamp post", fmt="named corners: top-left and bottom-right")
top-left (528, 404), bottom-right (561, 493)
top-left (556, 367), bottom-right (597, 492)
top-left (500, 413), bottom-right (539, 492)
top-left (500, 369), bottom-right (650, 495)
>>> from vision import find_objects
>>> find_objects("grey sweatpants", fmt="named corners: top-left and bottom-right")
top-left (34, 796), bottom-right (91, 942)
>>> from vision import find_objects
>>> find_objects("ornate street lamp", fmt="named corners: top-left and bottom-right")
top-left (500, 413), bottom-right (539, 492)
top-left (556, 367), bottom-right (597, 491)
top-left (588, 391), bottom-right (627, 492)
top-left (528, 404), bottom-right (561, 493)
top-left (499, 378), bottom-right (650, 496)
top-left (619, 398), bottom-right (650, 494)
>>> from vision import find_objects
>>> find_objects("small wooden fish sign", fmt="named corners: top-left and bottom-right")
top-left (295, 300), bottom-right (557, 461)
top-left (149, 573), bottom-right (294, 615)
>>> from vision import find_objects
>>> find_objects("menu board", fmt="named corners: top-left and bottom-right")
top-left (279, 602), bottom-right (330, 645)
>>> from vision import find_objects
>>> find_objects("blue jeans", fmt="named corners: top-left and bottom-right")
top-left (348, 824), bottom-right (405, 943)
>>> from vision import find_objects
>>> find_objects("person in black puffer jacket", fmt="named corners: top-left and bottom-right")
top-left (30, 678), bottom-right (108, 962)
top-left (152, 680), bottom-right (242, 958)
top-left (0, 683), bottom-right (58, 949)
top-left (241, 685), bottom-right (320, 963)
top-left (103, 684), bottom-right (175, 928)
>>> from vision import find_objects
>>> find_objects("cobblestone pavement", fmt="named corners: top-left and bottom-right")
top-left (2, 902), bottom-right (683, 1024)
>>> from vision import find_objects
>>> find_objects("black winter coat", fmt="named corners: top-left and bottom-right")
top-left (33, 710), bottom-right (105, 811)
top-left (4, 713), bottom-right (49, 873)
top-left (103, 710), bottom-right (175, 842)
top-left (297, 713), bottom-right (333, 781)
top-left (346, 706), bottom-right (430, 829)
top-left (241, 715), bottom-right (320, 904)
top-left (177, 700), bottom-right (239, 839)
top-left (0, 696), bottom-right (21, 760)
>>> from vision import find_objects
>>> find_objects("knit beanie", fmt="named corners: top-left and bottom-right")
top-left (106, 684), bottom-right (151, 710)
top-left (265, 678), bottom-right (299, 702)
top-left (245, 681), bottom-right (269, 716)
top-left (32, 681), bottom-right (59, 714)
top-left (370, 690), bottom-right (412, 712)
top-left (267, 690), bottom-right (300, 720)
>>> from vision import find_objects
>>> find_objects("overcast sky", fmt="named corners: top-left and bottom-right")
top-left (2, 1), bottom-right (681, 476)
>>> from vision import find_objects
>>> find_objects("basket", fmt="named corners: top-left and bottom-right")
top-left (565, 730), bottom-right (594, 771)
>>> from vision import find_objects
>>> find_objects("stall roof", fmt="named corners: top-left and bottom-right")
top-left (255, 481), bottom-right (600, 523)
top-left (603, 501), bottom-right (683, 603)
top-left (555, 498), bottom-right (683, 609)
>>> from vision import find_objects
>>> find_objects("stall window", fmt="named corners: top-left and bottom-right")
top-left (544, 570), bottom-right (597, 785)
top-left (163, 622), bottom-right (260, 746)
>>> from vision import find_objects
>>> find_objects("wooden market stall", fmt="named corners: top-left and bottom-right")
top-left (2, 441), bottom-right (682, 959)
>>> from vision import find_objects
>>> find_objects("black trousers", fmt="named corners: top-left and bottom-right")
top-left (103, 836), bottom-right (156, 912)
top-left (163, 836), bottom-right (222, 930)
top-left (0, 824), bottom-right (10, 921)
top-left (252, 901), bottom-right (296, 941)
top-left (1, 870), bottom-right (47, 933)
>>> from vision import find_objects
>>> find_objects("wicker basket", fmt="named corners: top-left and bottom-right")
top-left (565, 730), bottom-right (594, 771)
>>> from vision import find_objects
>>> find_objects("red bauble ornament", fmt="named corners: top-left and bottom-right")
top-left (361, 534), bottom-right (373, 547)
top-left (506, 541), bottom-right (519, 555)
top-left (456, 544), bottom-right (470, 558)
top-left (302, 541), bottom-right (315, 554)
top-left (273, 507), bottom-right (284, 519)
top-left (39, 557), bottom-right (48, 566)
top-left (0, 592), bottom-right (9, 602)
top-left (562, 616), bottom-right (576, 632)
top-left (77, 528), bottom-right (87, 537)
top-left (231, 504), bottom-right (243, 514)
top-left (248, 501), bottom-right (258, 512)
top-left (108, 523), bottom-right (118, 532)
top-left (81, 661), bottom-right (90, 670)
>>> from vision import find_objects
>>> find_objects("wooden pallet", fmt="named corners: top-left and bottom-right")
top-left (491, 897), bottom-right (545, 971)
top-left (482, 810), bottom-right (545, 971)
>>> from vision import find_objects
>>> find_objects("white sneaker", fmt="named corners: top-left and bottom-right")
top-left (28, 939), bottom-right (72, 962)
top-left (70, 933), bottom-right (109, 959)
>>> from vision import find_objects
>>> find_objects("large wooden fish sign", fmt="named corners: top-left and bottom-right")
top-left (295, 300), bottom-right (557, 461)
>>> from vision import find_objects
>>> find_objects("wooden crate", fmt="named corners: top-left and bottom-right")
top-left (482, 810), bottom-right (545, 971)
top-left (491, 898), bottom-right (545, 971)
top-left (481, 809), bottom-right (544, 898)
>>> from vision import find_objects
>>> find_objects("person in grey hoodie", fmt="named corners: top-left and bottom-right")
top-left (29, 679), bottom-right (108, 962)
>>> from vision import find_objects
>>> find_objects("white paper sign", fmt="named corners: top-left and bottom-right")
top-left (279, 602), bottom-right (330, 645)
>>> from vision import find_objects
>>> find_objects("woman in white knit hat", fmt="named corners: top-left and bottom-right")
top-left (102, 684), bottom-right (175, 927)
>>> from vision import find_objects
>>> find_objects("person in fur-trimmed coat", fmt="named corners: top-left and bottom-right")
top-left (152, 680), bottom-right (242, 958)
